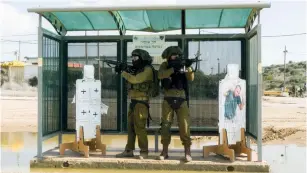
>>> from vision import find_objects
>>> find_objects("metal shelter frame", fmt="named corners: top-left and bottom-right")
top-left (28, 1), bottom-right (271, 161)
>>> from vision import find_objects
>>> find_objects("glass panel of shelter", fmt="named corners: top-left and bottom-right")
top-left (66, 42), bottom-right (118, 131)
top-left (187, 40), bottom-right (242, 129)
top-left (124, 40), bottom-right (242, 129)
top-left (64, 38), bottom-right (243, 132)
top-left (42, 35), bottom-right (61, 136)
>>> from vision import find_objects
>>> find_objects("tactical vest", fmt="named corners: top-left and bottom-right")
top-left (162, 73), bottom-right (187, 90)
top-left (130, 81), bottom-right (151, 92)
top-left (128, 66), bottom-right (152, 94)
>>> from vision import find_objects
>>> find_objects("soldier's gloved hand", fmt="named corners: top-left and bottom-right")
top-left (120, 63), bottom-right (128, 71)
top-left (185, 59), bottom-right (193, 67)
top-left (115, 65), bottom-right (122, 73)
top-left (173, 63), bottom-right (183, 72)
top-left (126, 66), bottom-right (137, 74)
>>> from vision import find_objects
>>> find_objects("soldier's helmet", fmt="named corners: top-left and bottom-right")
top-left (131, 49), bottom-right (153, 63)
top-left (161, 46), bottom-right (183, 59)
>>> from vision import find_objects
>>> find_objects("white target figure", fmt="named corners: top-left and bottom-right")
top-left (218, 64), bottom-right (246, 145)
top-left (75, 65), bottom-right (102, 140)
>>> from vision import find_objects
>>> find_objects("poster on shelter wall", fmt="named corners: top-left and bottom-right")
top-left (132, 35), bottom-right (166, 56)
top-left (218, 64), bottom-right (246, 145)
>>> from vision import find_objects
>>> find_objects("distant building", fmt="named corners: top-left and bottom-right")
top-left (24, 57), bottom-right (38, 65)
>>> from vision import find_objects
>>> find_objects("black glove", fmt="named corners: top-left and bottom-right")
top-left (185, 59), bottom-right (193, 67)
top-left (120, 63), bottom-right (128, 71)
top-left (168, 60), bottom-right (182, 71)
top-left (125, 66), bottom-right (137, 74)
top-left (115, 65), bottom-right (122, 73)
top-left (173, 63), bottom-right (183, 72)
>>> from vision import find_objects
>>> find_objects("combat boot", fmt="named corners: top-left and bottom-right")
top-left (115, 150), bottom-right (134, 158)
top-left (138, 152), bottom-right (148, 160)
top-left (184, 145), bottom-right (192, 162)
top-left (156, 144), bottom-right (169, 160)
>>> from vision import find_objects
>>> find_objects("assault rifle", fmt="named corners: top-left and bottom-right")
top-left (103, 60), bottom-right (137, 74)
top-left (167, 54), bottom-right (202, 72)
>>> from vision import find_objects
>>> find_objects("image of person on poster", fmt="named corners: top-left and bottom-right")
top-left (224, 85), bottom-right (244, 120)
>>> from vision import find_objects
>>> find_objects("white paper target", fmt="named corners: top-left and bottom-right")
top-left (76, 103), bottom-right (90, 120)
top-left (76, 79), bottom-right (101, 140)
top-left (218, 64), bottom-right (246, 145)
top-left (89, 86), bottom-right (101, 100)
top-left (76, 80), bottom-right (90, 100)
top-left (89, 105), bottom-right (101, 123)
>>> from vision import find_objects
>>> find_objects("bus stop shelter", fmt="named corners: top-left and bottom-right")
top-left (27, 1), bottom-right (271, 162)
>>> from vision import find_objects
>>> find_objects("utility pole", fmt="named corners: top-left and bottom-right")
top-left (197, 29), bottom-right (201, 69)
top-left (283, 46), bottom-right (288, 91)
top-left (14, 51), bottom-right (18, 60)
top-left (18, 40), bottom-right (21, 61)
top-left (217, 58), bottom-right (220, 74)
top-left (211, 67), bottom-right (214, 75)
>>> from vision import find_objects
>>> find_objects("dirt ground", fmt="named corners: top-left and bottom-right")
top-left (0, 90), bottom-right (306, 146)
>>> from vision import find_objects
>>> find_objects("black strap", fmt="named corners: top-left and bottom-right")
top-left (130, 99), bottom-right (152, 128)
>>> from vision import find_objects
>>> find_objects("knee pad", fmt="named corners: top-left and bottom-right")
top-left (159, 122), bottom-right (172, 133)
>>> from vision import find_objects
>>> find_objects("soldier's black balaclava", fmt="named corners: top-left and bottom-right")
top-left (131, 49), bottom-right (150, 69)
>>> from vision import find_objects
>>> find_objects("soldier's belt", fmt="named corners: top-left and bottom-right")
top-left (164, 97), bottom-right (186, 110)
top-left (130, 97), bottom-right (149, 101)
top-left (164, 94), bottom-right (186, 98)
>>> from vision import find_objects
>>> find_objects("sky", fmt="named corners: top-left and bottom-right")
top-left (0, 0), bottom-right (306, 71)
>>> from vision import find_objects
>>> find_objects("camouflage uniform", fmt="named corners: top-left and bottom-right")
top-left (157, 46), bottom-right (194, 162)
top-left (115, 49), bottom-right (153, 160)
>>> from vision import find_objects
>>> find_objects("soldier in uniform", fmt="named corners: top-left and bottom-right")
top-left (115, 49), bottom-right (154, 160)
top-left (157, 46), bottom-right (194, 162)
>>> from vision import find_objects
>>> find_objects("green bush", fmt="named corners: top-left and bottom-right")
top-left (268, 83), bottom-right (278, 90)
top-left (290, 69), bottom-right (300, 76)
top-left (264, 75), bottom-right (273, 81)
top-left (28, 76), bottom-right (38, 87)
top-left (298, 62), bottom-right (306, 69)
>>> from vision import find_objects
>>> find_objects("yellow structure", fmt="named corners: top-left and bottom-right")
top-left (0, 60), bottom-right (25, 67)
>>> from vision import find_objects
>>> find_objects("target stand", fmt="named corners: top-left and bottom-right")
top-left (59, 125), bottom-right (106, 158)
top-left (203, 128), bottom-right (252, 162)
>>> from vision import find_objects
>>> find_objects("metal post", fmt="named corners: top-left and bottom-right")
top-left (97, 31), bottom-right (100, 81)
top-left (85, 31), bottom-right (88, 64)
top-left (257, 10), bottom-right (262, 162)
top-left (58, 39), bottom-right (63, 147)
top-left (119, 39), bottom-right (124, 132)
top-left (155, 130), bottom-right (159, 153)
top-left (37, 14), bottom-right (43, 159)
top-left (197, 29), bottom-right (201, 69)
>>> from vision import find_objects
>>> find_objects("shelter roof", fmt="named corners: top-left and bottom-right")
top-left (27, 1), bottom-right (271, 35)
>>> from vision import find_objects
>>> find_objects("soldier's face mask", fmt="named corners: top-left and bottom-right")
top-left (131, 54), bottom-right (142, 68)
top-left (170, 54), bottom-right (179, 60)
top-left (132, 55), bottom-right (139, 61)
